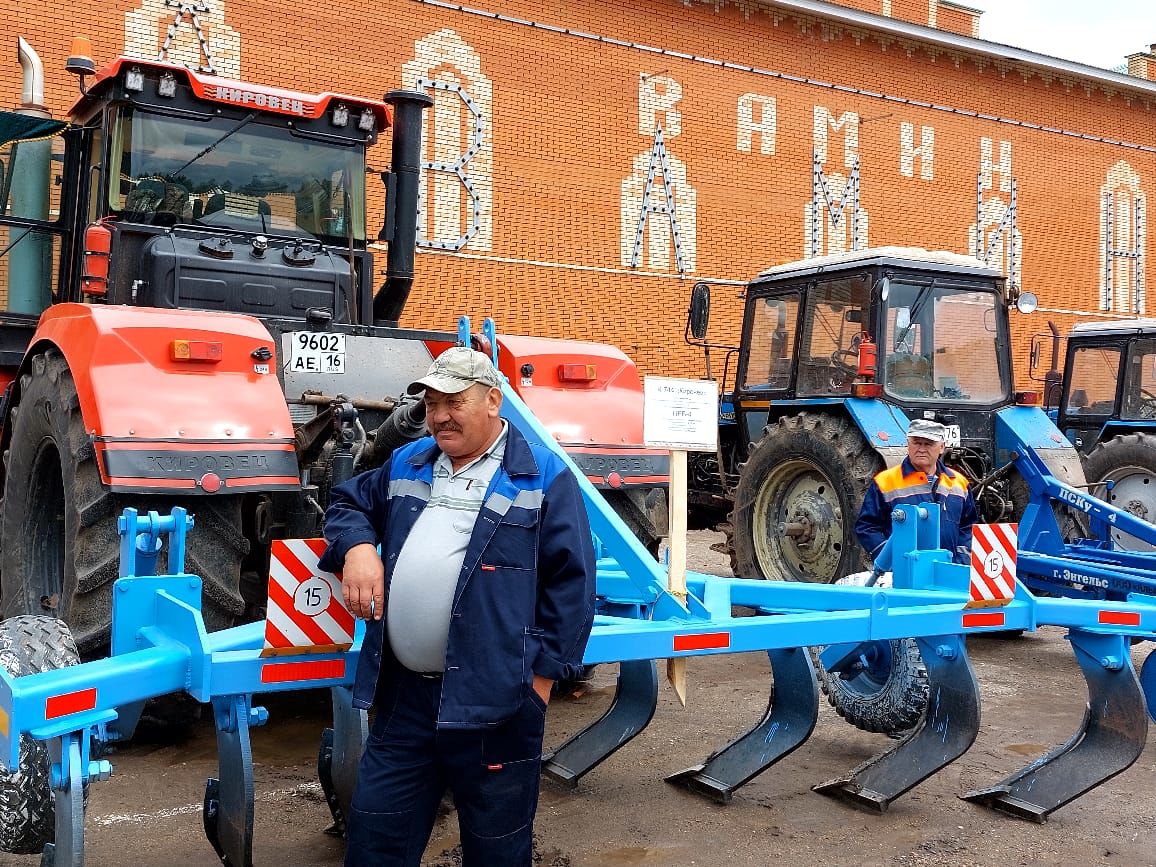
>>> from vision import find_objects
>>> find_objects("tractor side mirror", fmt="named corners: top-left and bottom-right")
top-left (688, 282), bottom-right (711, 340)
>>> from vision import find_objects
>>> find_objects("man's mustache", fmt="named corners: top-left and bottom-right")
top-left (433, 423), bottom-right (462, 434)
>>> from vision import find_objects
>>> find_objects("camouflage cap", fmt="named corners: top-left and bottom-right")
top-left (906, 418), bottom-right (947, 443)
top-left (406, 346), bottom-right (503, 395)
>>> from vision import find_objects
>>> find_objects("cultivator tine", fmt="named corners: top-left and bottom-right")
top-left (665, 646), bottom-right (818, 803)
top-left (41, 733), bottom-right (87, 867)
top-left (814, 634), bottom-right (979, 812)
top-left (542, 659), bottom-right (658, 788)
top-left (318, 686), bottom-right (368, 836)
top-left (961, 631), bottom-right (1147, 823)
top-left (202, 695), bottom-right (256, 867)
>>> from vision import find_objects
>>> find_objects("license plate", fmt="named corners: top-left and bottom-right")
top-left (944, 424), bottom-right (961, 448)
top-left (288, 332), bottom-right (346, 374)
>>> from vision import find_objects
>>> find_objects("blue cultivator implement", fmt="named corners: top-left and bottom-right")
top-left (2, 384), bottom-right (1156, 866)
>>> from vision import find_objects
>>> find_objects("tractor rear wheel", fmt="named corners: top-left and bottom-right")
top-left (727, 412), bottom-right (881, 582)
top-left (0, 351), bottom-right (249, 653)
top-left (0, 615), bottom-right (81, 854)
top-left (1082, 433), bottom-right (1156, 551)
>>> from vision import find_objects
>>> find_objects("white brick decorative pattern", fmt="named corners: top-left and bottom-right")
top-left (402, 29), bottom-right (493, 252)
top-left (1099, 161), bottom-right (1147, 314)
top-left (900, 122), bottom-right (934, 180)
top-left (124, 0), bottom-right (241, 79)
top-left (737, 93), bottom-right (777, 156)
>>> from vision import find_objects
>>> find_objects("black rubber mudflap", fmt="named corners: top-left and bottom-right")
top-left (813, 634), bottom-right (979, 812)
top-left (665, 646), bottom-right (818, 803)
top-left (541, 659), bottom-right (658, 788)
top-left (961, 630), bottom-right (1147, 822)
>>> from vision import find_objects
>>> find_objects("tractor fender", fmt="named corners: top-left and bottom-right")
top-left (842, 398), bottom-right (910, 468)
top-left (427, 334), bottom-right (671, 490)
top-left (6, 304), bottom-right (298, 494)
top-left (994, 405), bottom-right (1086, 485)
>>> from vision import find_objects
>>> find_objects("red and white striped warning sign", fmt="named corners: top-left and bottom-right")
top-left (968, 523), bottom-right (1018, 609)
top-left (262, 539), bottom-right (356, 656)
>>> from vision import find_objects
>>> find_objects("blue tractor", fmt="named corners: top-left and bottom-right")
top-left (1036, 319), bottom-right (1156, 551)
top-left (686, 247), bottom-right (1085, 732)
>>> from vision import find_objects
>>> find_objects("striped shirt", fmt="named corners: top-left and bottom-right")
top-left (386, 422), bottom-right (508, 673)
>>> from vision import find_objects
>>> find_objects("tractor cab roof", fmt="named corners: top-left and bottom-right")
top-left (753, 246), bottom-right (1003, 284)
top-left (68, 56), bottom-right (391, 131)
top-left (1069, 319), bottom-right (1156, 338)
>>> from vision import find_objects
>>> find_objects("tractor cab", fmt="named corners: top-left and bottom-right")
top-left (1049, 320), bottom-right (1156, 454)
top-left (735, 248), bottom-right (1023, 449)
top-left (1, 51), bottom-right (398, 330)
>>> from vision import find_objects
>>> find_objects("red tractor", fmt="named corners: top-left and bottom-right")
top-left (0, 39), bottom-right (666, 652)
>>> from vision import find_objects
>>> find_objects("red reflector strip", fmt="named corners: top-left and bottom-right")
top-left (260, 658), bottom-right (346, 684)
top-left (962, 612), bottom-right (1005, 628)
top-left (45, 688), bottom-right (98, 720)
top-left (673, 632), bottom-right (730, 652)
top-left (1099, 610), bottom-right (1141, 627)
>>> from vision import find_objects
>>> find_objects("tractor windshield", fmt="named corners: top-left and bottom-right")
top-left (105, 107), bottom-right (366, 242)
top-left (881, 283), bottom-right (1008, 404)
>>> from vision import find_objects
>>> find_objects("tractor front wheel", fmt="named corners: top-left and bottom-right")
top-left (0, 351), bottom-right (249, 653)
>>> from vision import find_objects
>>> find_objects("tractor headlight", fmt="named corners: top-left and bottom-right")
top-left (331, 104), bottom-right (349, 127)
top-left (157, 71), bottom-right (177, 98)
top-left (125, 66), bottom-right (145, 92)
top-left (358, 108), bottom-right (376, 133)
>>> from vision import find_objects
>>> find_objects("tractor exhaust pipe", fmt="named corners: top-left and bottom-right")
top-left (18, 37), bottom-right (46, 112)
top-left (374, 89), bottom-right (433, 326)
top-left (10, 38), bottom-right (53, 314)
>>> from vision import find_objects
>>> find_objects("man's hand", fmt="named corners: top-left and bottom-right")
top-left (341, 544), bottom-right (384, 620)
top-left (532, 674), bottom-right (553, 707)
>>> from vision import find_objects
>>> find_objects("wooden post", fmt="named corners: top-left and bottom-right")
top-left (666, 448), bottom-right (688, 706)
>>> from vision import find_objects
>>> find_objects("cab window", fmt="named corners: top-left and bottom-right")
top-left (743, 294), bottom-right (799, 390)
top-left (796, 277), bottom-right (870, 396)
top-left (1065, 346), bottom-right (1122, 416)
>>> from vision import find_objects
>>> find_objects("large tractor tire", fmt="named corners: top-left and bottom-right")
top-left (0, 615), bottom-right (81, 854)
top-left (727, 412), bottom-right (882, 583)
top-left (725, 412), bottom-right (926, 735)
top-left (602, 488), bottom-right (666, 558)
top-left (0, 351), bottom-right (249, 653)
top-left (1082, 433), bottom-right (1156, 551)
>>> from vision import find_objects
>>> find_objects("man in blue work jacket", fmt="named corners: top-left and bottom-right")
top-left (855, 418), bottom-right (978, 565)
top-left (319, 346), bottom-right (596, 867)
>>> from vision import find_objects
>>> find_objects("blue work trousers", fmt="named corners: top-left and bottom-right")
top-left (344, 669), bottom-right (546, 867)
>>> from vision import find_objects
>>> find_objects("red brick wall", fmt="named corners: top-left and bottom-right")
top-left (936, 4), bottom-right (978, 37)
top-left (6, 0), bottom-right (1155, 387)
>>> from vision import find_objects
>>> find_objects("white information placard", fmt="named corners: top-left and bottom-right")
top-left (643, 376), bottom-right (719, 452)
